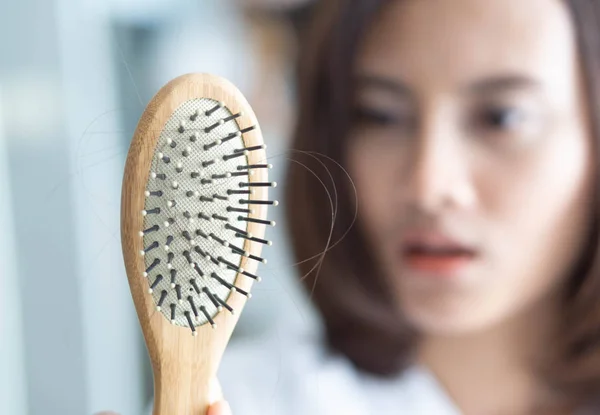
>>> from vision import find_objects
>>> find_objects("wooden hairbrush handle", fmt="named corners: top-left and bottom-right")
top-left (121, 73), bottom-right (273, 415)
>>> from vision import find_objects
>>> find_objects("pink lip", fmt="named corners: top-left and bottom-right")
top-left (400, 230), bottom-right (479, 278)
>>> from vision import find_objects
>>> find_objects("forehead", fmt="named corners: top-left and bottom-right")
top-left (355, 0), bottom-right (577, 92)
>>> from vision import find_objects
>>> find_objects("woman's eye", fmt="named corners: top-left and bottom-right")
top-left (479, 106), bottom-right (526, 130)
top-left (353, 107), bottom-right (413, 128)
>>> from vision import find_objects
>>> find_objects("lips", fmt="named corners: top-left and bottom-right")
top-left (400, 230), bottom-right (478, 276)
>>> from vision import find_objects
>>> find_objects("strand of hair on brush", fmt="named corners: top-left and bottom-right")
top-left (257, 148), bottom-right (358, 300)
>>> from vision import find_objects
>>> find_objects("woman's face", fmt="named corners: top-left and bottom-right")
top-left (348, 0), bottom-right (594, 335)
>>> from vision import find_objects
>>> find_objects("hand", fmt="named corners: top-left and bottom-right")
top-left (93, 400), bottom-right (232, 415)
top-left (95, 379), bottom-right (230, 415)
top-left (207, 400), bottom-right (232, 415)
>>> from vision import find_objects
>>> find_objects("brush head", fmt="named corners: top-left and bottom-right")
top-left (121, 73), bottom-right (275, 340)
top-left (139, 98), bottom-right (274, 334)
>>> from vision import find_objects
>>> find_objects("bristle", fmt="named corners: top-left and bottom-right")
top-left (165, 235), bottom-right (174, 250)
top-left (139, 97), bottom-right (275, 329)
top-left (169, 269), bottom-right (177, 287)
top-left (235, 232), bottom-right (272, 246)
top-left (224, 223), bottom-right (249, 236)
top-left (184, 311), bottom-right (197, 336)
top-left (149, 274), bottom-right (163, 293)
top-left (222, 151), bottom-right (248, 161)
top-left (237, 163), bottom-right (272, 170)
top-left (188, 296), bottom-right (199, 320)
top-left (143, 258), bottom-right (160, 277)
top-left (215, 294), bottom-right (234, 314)
top-left (216, 256), bottom-right (242, 272)
top-left (205, 101), bottom-right (224, 116)
top-left (157, 290), bottom-right (167, 310)
top-left (170, 303), bottom-right (176, 323)
top-left (211, 272), bottom-right (234, 290)
top-left (202, 287), bottom-right (222, 311)
top-left (233, 144), bottom-right (265, 154)
top-left (190, 279), bottom-right (201, 294)
top-left (240, 269), bottom-right (261, 282)
top-left (238, 181), bottom-right (276, 188)
top-left (238, 216), bottom-right (276, 226)
top-left (227, 189), bottom-right (251, 195)
top-left (240, 125), bottom-right (255, 134)
top-left (239, 199), bottom-right (279, 206)
top-left (142, 241), bottom-right (159, 256)
top-left (226, 206), bottom-right (251, 214)
top-left (176, 284), bottom-right (183, 303)
top-left (201, 306), bottom-right (216, 328)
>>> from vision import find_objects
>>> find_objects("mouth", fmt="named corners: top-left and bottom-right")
top-left (400, 231), bottom-right (479, 277)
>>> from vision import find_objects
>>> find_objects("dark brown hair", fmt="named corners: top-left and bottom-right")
top-left (285, 0), bottom-right (600, 409)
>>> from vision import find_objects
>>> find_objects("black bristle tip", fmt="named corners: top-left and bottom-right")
top-left (188, 296), bottom-right (199, 318)
top-left (222, 151), bottom-right (247, 162)
top-left (227, 189), bottom-right (251, 195)
top-left (237, 163), bottom-right (269, 171)
top-left (170, 303), bottom-right (176, 322)
top-left (205, 102), bottom-right (223, 117)
top-left (143, 241), bottom-right (159, 254)
top-left (215, 294), bottom-right (234, 314)
top-left (233, 144), bottom-right (264, 154)
top-left (239, 199), bottom-right (277, 206)
top-left (142, 225), bottom-right (160, 235)
top-left (211, 273), bottom-right (233, 290)
top-left (176, 284), bottom-right (182, 302)
top-left (203, 287), bottom-right (221, 310)
top-left (238, 182), bottom-right (275, 188)
top-left (200, 306), bottom-right (216, 328)
top-left (194, 264), bottom-right (205, 277)
top-left (234, 232), bottom-right (271, 245)
top-left (240, 125), bottom-right (256, 134)
top-left (190, 279), bottom-right (201, 294)
top-left (225, 223), bottom-right (248, 236)
top-left (145, 258), bottom-right (160, 274)
top-left (223, 112), bottom-right (242, 122)
top-left (150, 274), bottom-right (163, 291)
top-left (239, 216), bottom-right (274, 226)
top-left (157, 290), bottom-right (168, 308)
top-left (184, 311), bottom-right (196, 334)
top-left (217, 256), bottom-right (240, 271)
top-left (227, 206), bottom-right (251, 214)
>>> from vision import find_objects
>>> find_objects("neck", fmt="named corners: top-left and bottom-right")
top-left (417, 297), bottom-right (561, 415)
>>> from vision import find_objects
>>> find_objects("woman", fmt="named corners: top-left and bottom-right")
top-left (103, 0), bottom-right (600, 413)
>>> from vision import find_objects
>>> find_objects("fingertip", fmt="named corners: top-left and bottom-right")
top-left (207, 400), bottom-right (232, 415)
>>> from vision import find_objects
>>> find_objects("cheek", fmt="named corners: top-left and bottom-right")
top-left (346, 138), bottom-right (404, 245)
top-left (483, 131), bottom-right (594, 296)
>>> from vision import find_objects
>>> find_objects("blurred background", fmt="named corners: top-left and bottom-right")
top-left (0, 0), bottom-right (319, 414)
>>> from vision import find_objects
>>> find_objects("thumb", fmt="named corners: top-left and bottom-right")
top-left (207, 400), bottom-right (232, 415)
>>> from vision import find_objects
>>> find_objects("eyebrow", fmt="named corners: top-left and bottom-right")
top-left (354, 73), bottom-right (542, 99)
top-left (465, 74), bottom-right (543, 95)
top-left (354, 74), bottom-right (413, 99)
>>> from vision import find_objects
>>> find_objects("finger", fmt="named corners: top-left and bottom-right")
top-left (207, 400), bottom-right (232, 415)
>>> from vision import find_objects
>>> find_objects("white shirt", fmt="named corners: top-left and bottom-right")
top-left (217, 331), bottom-right (462, 415)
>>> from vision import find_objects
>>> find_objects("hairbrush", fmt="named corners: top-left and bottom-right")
top-left (120, 73), bottom-right (276, 414)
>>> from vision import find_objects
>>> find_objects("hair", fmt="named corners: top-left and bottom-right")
top-left (285, 0), bottom-right (600, 409)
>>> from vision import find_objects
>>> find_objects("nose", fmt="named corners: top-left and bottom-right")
top-left (405, 121), bottom-right (476, 214)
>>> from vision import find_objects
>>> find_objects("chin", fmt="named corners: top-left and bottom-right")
top-left (400, 294), bottom-right (508, 336)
